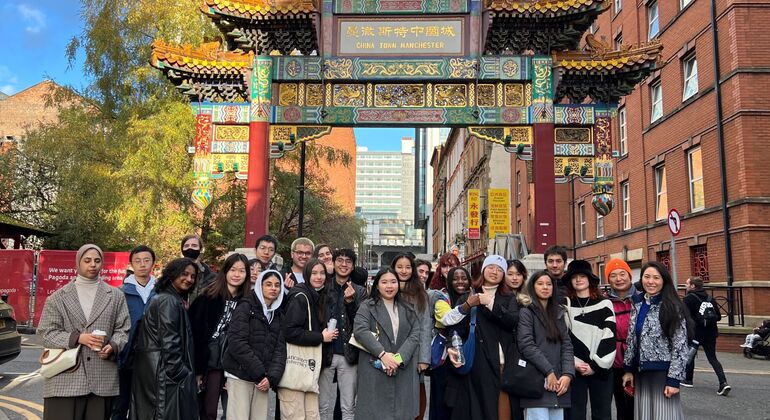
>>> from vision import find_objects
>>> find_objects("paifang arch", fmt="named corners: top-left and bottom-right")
top-left (151, 0), bottom-right (662, 252)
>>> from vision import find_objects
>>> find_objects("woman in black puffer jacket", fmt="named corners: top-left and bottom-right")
top-left (222, 270), bottom-right (287, 420)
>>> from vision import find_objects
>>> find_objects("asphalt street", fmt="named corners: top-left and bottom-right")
top-left (0, 336), bottom-right (768, 419)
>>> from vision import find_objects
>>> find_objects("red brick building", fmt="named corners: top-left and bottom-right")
top-left (525, 0), bottom-right (770, 338)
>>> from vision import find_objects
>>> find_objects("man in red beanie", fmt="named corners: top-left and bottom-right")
top-left (604, 258), bottom-right (638, 420)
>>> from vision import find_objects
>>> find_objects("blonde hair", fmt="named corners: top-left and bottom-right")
top-left (291, 237), bottom-right (315, 251)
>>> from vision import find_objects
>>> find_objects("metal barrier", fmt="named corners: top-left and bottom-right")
top-left (706, 286), bottom-right (745, 327)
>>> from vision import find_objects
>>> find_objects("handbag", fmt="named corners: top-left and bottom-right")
top-left (348, 322), bottom-right (379, 353)
top-left (501, 334), bottom-right (545, 398)
top-left (455, 307), bottom-right (477, 375)
top-left (430, 332), bottom-right (447, 369)
top-left (278, 293), bottom-right (323, 393)
top-left (39, 345), bottom-right (81, 379)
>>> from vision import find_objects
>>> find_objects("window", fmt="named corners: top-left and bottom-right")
top-left (615, 0), bottom-right (622, 13)
top-left (598, 262), bottom-right (606, 283)
top-left (621, 181), bottom-right (630, 230)
top-left (516, 170), bottom-right (522, 206)
top-left (648, 1), bottom-right (660, 39)
top-left (655, 165), bottom-right (668, 221)
top-left (683, 55), bottom-right (699, 101)
top-left (596, 212), bottom-right (604, 238)
top-left (656, 250), bottom-right (671, 271)
top-left (688, 147), bottom-right (705, 210)
top-left (650, 81), bottom-right (663, 122)
top-left (680, 0), bottom-right (694, 9)
top-left (579, 202), bottom-right (586, 243)
top-left (517, 220), bottom-right (522, 234)
top-left (618, 107), bottom-right (627, 156)
top-left (614, 33), bottom-right (623, 50)
top-left (691, 245), bottom-right (710, 281)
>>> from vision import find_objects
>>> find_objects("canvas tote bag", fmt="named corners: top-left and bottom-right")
top-left (278, 292), bottom-right (323, 393)
top-left (39, 345), bottom-right (81, 378)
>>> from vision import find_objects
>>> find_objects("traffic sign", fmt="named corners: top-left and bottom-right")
top-left (668, 209), bottom-right (681, 236)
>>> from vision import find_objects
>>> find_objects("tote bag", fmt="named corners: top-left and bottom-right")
top-left (501, 327), bottom-right (545, 398)
top-left (39, 345), bottom-right (81, 378)
top-left (278, 293), bottom-right (323, 393)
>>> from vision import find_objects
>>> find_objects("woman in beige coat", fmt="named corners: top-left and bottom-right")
top-left (37, 244), bottom-right (130, 420)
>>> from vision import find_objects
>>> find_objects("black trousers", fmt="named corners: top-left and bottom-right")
top-left (685, 334), bottom-right (727, 384)
top-left (110, 368), bottom-right (132, 420)
top-left (569, 371), bottom-right (614, 420)
top-left (611, 367), bottom-right (634, 420)
top-left (44, 394), bottom-right (113, 420)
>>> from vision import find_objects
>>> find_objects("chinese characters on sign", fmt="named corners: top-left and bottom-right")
top-left (488, 189), bottom-right (511, 239)
top-left (338, 18), bottom-right (465, 56)
top-left (468, 189), bottom-right (480, 240)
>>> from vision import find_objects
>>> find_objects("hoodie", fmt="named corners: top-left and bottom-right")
top-left (254, 269), bottom-right (286, 324)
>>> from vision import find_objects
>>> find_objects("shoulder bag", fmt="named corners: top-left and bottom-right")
top-left (455, 307), bottom-right (477, 375)
top-left (278, 293), bottom-right (323, 393)
top-left (39, 345), bottom-right (81, 379)
top-left (348, 321), bottom-right (379, 353)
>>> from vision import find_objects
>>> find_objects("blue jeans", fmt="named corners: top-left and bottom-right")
top-left (526, 407), bottom-right (564, 420)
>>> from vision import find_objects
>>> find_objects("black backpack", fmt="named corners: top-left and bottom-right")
top-left (694, 294), bottom-right (719, 326)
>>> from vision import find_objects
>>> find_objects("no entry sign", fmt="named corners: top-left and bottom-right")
top-left (668, 209), bottom-right (681, 236)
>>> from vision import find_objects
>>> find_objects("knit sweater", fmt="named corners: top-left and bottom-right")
top-left (74, 275), bottom-right (99, 322)
top-left (566, 296), bottom-right (617, 374)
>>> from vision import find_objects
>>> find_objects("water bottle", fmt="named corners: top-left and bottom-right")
top-left (686, 340), bottom-right (700, 363)
top-left (327, 318), bottom-right (337, 332)
top-left (371, 358), bottom-right (385, 371)
top-left (451, 331), bottom-right (465, 366)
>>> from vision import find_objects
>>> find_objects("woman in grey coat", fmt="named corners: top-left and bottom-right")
top-left (37, 244), bottom-right (130, 420)
top-left (517, 271), bottom-right (575, 420)
top-left (353, 268), bottom-right (421, 420)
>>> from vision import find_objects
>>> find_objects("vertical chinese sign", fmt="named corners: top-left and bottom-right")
top-left (488, 189), bottom-right (511, 239)
top-left (467, 189), bottom-right (480, 240)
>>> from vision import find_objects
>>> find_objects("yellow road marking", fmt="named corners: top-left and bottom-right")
top-left (0, 395), bottom-right (44, 412)
top-left (0, 401), bottom-right (41, 420)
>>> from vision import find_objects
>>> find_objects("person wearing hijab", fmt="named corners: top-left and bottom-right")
top-left (37, 244), bottom-right (131, 420)
top-left (223, 270), bottom-right (287, 420)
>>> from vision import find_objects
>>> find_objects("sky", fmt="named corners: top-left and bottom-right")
top-left (0, 1), bottom-right (407, 151)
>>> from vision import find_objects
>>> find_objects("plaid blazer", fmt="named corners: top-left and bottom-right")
top-left (37, 280), bottom-right (131, 398)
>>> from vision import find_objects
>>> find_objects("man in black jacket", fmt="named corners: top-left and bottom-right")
top-left (544, 245), bottom-right (569, 302)
top-left (318, 249), bottom-right (367, 420)
top-left (682, 276), bottom-right (731, 395)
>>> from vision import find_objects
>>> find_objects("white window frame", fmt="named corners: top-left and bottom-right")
top-left (615, 0), bottom-right (622, 14)
top-left (683, 55), bottom-right (699, 101)
top-left (516, 170), bottom-right (522, 206)
top-left (680, 0), bottom-right (694, 9)
top-left (688, 147), bottom-right (705, 211)
top-left (579, 202), bottom-right (586, 243)
top-left (615, 33), bottom-right (623, 50)
top-left (618, 107), bottom-right (627, 156)
top-left (596, 212), bottom-right (605, 238)
top-left (648, 1), bottom-right (660, 39)
top-left (622, 181), bottom-right (631, 230)
top-left (655, 165), bottom-right (668, 221)
top-left (651, 81), bottom-right (663, 123)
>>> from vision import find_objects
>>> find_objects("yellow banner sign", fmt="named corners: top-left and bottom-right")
top-left (468, 189), bottom-right (480, 240)
top-left (488, 189), bottom-right (510, 239)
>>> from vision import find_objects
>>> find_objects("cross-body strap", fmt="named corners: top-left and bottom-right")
top-left (295, 292), bottom-right (313, 331)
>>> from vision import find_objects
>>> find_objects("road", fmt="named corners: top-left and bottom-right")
top-left (1, 337), bottom-right (769, 419)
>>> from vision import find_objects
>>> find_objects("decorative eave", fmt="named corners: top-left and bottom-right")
top-left (486, 0), bottom-right (610, 17)
top-left (150, 40), bottom-right (252, 102)
top-left (484, 0), bottom-right (610, 54)
top-left (553, 37), bottom-right (664, 103)
top-left (200, 0), bottom-right (318, 20)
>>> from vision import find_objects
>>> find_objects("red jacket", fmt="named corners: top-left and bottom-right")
top-left (605, 287), bottom-right (639, 368)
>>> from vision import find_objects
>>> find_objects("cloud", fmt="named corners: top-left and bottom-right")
top-left (0, 66), bottom-right (19, 95)
top-left (0, 85), bottom-right (16, 95)
top-left (18, 4), bottom-right (47, 33)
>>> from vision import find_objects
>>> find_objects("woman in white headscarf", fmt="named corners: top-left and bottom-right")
top-left (222, 270), bottom-right (287, 420)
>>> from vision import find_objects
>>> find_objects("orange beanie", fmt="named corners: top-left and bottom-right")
top-left (604, 258), bottom-right (632, 280)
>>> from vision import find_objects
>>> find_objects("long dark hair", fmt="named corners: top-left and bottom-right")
top-left (155, 258), bottom-right (199, 297)
top-left (391, 253), bottom-right (428, 312)
top-left (302, 258), bottom-right (328, 322)
top-left (429, 252), bottom-right (460, 290)
top-left (525, 270), bottom-right (563, 343)
top-left (506, 259), bottom-right (528, 293)
top-left (641, 262), bottom-right (691, 341)
top-left (446, 266), bottom-right (471, 306)
top-left (205, 253), bottom-right (251, 300)
top-left (369, 267), bottom-right (400, 303)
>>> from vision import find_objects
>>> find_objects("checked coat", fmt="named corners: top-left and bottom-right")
top-left (37, 280), bottom-right (131, 398)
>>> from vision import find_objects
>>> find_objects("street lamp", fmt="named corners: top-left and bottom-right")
top-left (564, 164), bottom-right (589, 260)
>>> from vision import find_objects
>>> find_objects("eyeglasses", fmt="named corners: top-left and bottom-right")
top-left (257, 245), bottom-right (275, 252)
top-left (293, 251), bottom-right (313, 257)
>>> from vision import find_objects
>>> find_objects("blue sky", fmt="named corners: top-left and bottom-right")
top-left (0, 1), bottom-right (405, 151)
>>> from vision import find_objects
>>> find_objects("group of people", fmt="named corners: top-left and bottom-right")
top-left (37, 238), bottom-right (730, 420)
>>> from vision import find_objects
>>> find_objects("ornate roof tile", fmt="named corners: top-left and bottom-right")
top-left (200, 0), bottom-right (318, 19)
top-left (486, 0), bottom-right (609, 15)
top-left (554, 37), bottom-right (663, 72)
top-left (151, 40), bottom-right (253, 73)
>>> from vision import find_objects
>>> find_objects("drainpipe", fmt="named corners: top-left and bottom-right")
top-left (710, 0), bottom-right (735, 326)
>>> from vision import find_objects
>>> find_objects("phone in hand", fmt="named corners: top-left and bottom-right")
top-left (393, 353), bottom-right (404, 367)
top-left (624, 383), bottom-right (635, 397)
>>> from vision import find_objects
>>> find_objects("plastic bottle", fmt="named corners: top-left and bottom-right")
top-left (371, 358), bottom-right (385, 370)
top-left (451, 331), bottom-right (465, 366)
top-left (686, 340), bottom-right (700, 363)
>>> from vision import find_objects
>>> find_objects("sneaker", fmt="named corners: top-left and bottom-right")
top-left (681, 380), bottom-right (694, 388)
top-left (718, 383), bottom-right (731, 396)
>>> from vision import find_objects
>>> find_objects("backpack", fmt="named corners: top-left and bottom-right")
top-left (694, 294), bottom-right (719, 326)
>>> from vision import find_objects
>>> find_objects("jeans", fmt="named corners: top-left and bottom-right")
top-left (526, 408), bottom-right (564, 420)
top-left (685, 335), bottom-right (727, 384)
top-left (611, 368), bottom-right (633, 420)
top-left (318, 354), bottom-right (357, 420)
top-left (569, 371), bottom-right (613, 420)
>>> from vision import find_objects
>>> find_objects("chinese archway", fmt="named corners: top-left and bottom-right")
top-left (150, 0), bottom-right (662, 252)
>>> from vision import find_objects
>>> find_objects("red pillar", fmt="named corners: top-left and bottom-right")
top-left (532, 123), bottom-right (557, 253)
top-left (245, 121), bottom-right (270, 247)
top-left (244, 56), bottom-right (273, 247)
